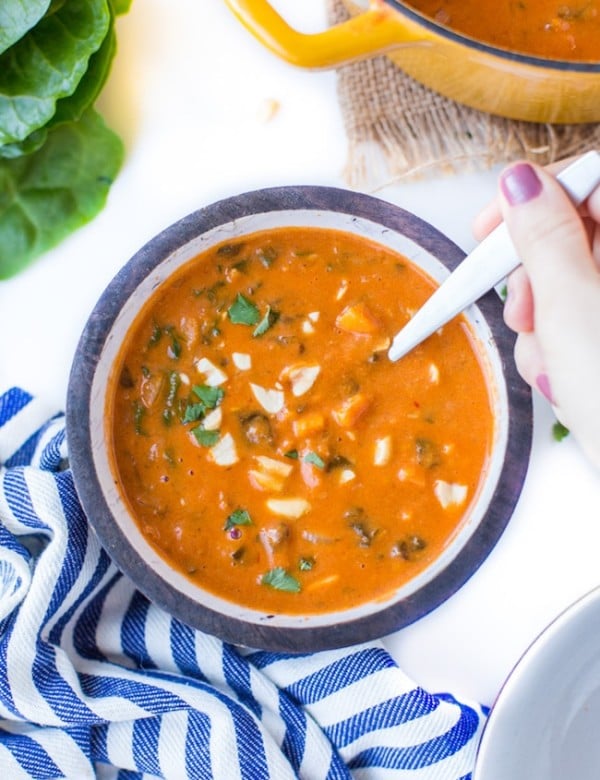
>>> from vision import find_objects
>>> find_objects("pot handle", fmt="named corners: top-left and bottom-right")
top-left (224, 0), bottom-right (421, 69)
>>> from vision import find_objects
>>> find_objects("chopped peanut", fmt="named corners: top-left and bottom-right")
top-left (373, 435), bottom-right (392, 466)
top-left (249, 469), bottom-right (285, 492)
top-left (250, 383), bottom-right (285, 414)
top-left (232, 352), bottom-right (251, 370)
top-left (339, 469), bottom-right (356, 484)
top-left (266, 498), bottom-right (311, 518)
top-left (254, 456), bottom-right (294, 479)
top-left (281, 364), bottom-right (321, 397)
top-left (209, 433), bottom-right (238, 466)
top-left (434, 480), bottom-right (468, 509)
top-left (248, 455), bottom-right (293, 492)
top-left (196, 357), bottom-right (227, 386)
top-left (429, 363), bottom-right (440, 384)
top-left (257, 97), bottom-right (280, 123)
top-left (202, 407), bottom-right (222, 431)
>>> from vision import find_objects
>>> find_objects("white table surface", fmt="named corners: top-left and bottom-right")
top-left (2, 0), bottom-right (599, 709)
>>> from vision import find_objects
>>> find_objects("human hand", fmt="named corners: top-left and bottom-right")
top-left (473, 156), bottom-right (600, 470)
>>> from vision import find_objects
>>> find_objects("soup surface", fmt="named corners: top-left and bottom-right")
top-left (110, 227), bottom-right (493, 615)
top-left (405, 0), bottom-right (600, 60)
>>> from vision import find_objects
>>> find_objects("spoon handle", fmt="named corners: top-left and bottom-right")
top-left (388, 150), bottom-right (600, 362)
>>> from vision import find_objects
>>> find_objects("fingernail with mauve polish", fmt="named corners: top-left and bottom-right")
top-left (500, 163), bottom-right (543, 206)
top-left (536, 373), bottom-right (554, 403)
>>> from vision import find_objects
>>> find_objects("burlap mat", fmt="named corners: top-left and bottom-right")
top-left (327, 0), bottom-right (600, 187)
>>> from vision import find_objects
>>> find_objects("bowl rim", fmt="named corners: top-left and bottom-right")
top-left (474, 584), bottom-right (600, 779)
top-left (66, 185), bottom-right (532, 652)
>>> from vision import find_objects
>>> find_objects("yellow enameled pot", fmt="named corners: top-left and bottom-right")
top-left (225, 0), bottom-right (600, 124)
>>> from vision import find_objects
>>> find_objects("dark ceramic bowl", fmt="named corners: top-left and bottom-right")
top-left (66, 186), bottom-right (532, 652)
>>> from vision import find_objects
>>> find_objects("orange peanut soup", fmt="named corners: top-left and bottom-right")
top-left (406, 0), bottom-right (600, 60)
top-left (109, 227), bottom-right (494, 615)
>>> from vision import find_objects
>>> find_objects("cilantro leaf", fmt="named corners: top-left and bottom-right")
top-left (253, 305), bottom-right (278, 337)
top-left (191, 427), bottom-right (220, 447)
top-left (228, 293), bottom-right (260, 325)
top-left (183, 385), bottom-right (224, 425)
top-left (192, 384), bottom-right (224, 409)
top-left (552, 420), bottom-right (570, 442)
top-left (303, 451), bottom-right (325, 470)
top-left (183, 402), bottom-right (205, 423)
top-left (261, 567), bottom-right (301, 593)
top-left (224, 508), bottom-right (253, 531)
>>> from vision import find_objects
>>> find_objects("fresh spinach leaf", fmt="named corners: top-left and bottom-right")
top-left (0, 13), bottom-right (118, 161)
top-left (44, 0), bottom-right (68, 16)
top-left (0, 129), bottom-right (48, 161)
top-left (0, 0), bottom-right (111, 145)
top-left (110, 0), bottom-right (133, 13)
top-left (0, 108), bottom-right (124, 278)
top-left (0, 1), bottom-right (51, 56)
top-left (52, 16), bottom-right (117, 126)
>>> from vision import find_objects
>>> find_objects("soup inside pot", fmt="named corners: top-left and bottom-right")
top-left (404, 0), bottom-right (600, 61)
top-left (108, 227), bottom-right (494, 616)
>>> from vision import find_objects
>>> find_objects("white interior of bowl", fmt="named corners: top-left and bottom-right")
top-left (89, 208), bottom-right (509, 629)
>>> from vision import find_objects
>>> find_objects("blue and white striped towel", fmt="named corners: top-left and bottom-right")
top-left (0, 387), bottom-right (487, 779)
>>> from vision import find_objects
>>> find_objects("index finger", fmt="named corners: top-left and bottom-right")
top-left (472, 154), bottom-right (589, 242)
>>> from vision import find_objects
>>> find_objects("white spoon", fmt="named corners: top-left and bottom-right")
top-left (388, 150), bottom-right (600, 362)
